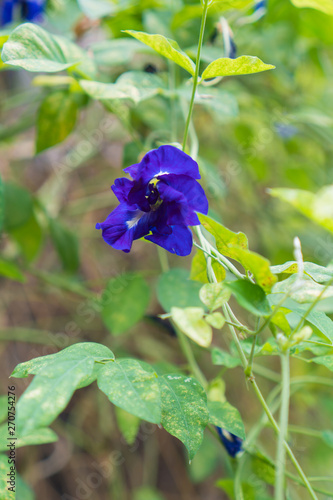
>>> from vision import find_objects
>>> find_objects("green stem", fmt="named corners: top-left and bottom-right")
top-left (246, 334), bottom-right (258, 376)
top-left (157, 246), bottom-right (169, 272)
top-left (175, 325), bottom-right (207, 388)
top-left (221, 303), bottom-right (317, 498)
top-left (287, 426), bottom-right (322, 438)
top-left (275, 350), bottom-right (290, 500)
top-left (182, 0), bottom-right (209, 152)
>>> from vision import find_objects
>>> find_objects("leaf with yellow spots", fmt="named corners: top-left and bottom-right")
top-left (159, 374), bottom-right (209, 460)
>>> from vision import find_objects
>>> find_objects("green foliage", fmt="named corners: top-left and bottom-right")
top-left (199, 214), bottom-right (277, 292)
top-left (208, 400), bottom-right (245, 439)
top-left (226, 280), bottom-right (271, 316)
top-left (0, 454), bottom-right (15, 500)
top-left (80, 71), bottom-right (165, 104)
top-left (101, 273), bottom-right (150, 335)
top-left (159, 374), bottom-right (208, 460)
top-left (0, 258), bottom-right (25, 282)
top-left (171, 306), bottom-right (213, 347)
top-left (1, 0), bottom-right (333, 497)
top-left (124, 30), bottom-right (196, 75)
top-left (0, 425), bottom-right (58, 452)
top-left (49, 219), bottom-right (80, 273)
top-left (211, 347), bottom-right (242, 368)
top-left (291, 0), bottom-right (333, 15)
top-left (36, 91), bottom-right (78, 153)
top-left (115, 406), bottom-right (141, 445)
top-left (12, 343), bottom-right (114, 435)
top-left (199, 282), bottom-right (231, 311)
top-left (201, 56), bottom-right (275, 80)
top-left (3, 182), bottom-right (33, 231)
top-left (97, 358), bottom-right (161, 423)
top-left (270, 186), bottom-right (333, 234)
top-left (2, 23), bottom-right (96, 77)
top-left (190, 249), bottom-right (226, 283)
top-left (157, 268), bottom-right (203, 312)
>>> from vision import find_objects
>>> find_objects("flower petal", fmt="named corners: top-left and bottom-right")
top-left (96, 203), bottom-right (154, 253)
top-left (145, 225), bottom-right (193, 256)
top-left (159, 174), bottom-right (208, 214)
top-left (111, 177), bottom-right (135, 203)
top-left (158, 174), bottom-right (209, 226)
top-left (124, 145), bottom-right (200, 183)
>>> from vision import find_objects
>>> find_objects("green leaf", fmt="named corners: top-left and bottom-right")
top-left (159, 374), bottom-right (208, 460)
top-left (209, 0), bottom-right (254, 11)
top-left (0, 425), bottom-right (58, 451)
top-left (16, 474), bottom-right (35, 500)
top-left (11, 342), bottom-right (114, 378)
top-left (0, 258), bottom-right (25, 282)
top-left (199, 214), bottom-right (277, 292)
top-left (13, 343), bottom-right (114, 435)
top-left (171, 307), bottom-right (212, 347)
top-left (97, 358), bottom-right (161, 424)
top-left (80, 71), bottom-right (165, 105)
top-left (3, 182), bottom-right (33, 231)
top-left (77, 0), bottom-right (115, 19)
top-left (201, 56), bottom-right (275, 80)
top-left (291, 0), bottom-right (333, 15)
top-left (49, 219), bottom-right (80, 273)
top-left (1, 23), bottom-right (96, 77)
top-left (211, 347), bottom-right (242, 368)
top-left (311, 355), bottom-right (333, 371)
top-left (272, 275), bottom-right (333, 304)
top-left (115, 407), bottom-right (141, 446)
top-left (250, 453), bottom-right (275, 486)
top-left (271, 261), bottom-right (333, 283)
top-left (157, 268), bottom-right (203, 312)
top-left (0, 454), bottom-right (15, 500)
top-left (124, 30), bottom-right (195, 75)
top-left (190, 249), bottom-right (226, 283)
top-left (36, 91), bottom-right (78, 153)
top-left (199, 283), bottom-right (231, 311)
top-left (101, 273), bottom-right (150, 335)
top-left (92, 39), bottom-right (143, 67)
top-left (9, 213), bottom-right (43, 262)
top-left (322, 430), bottom-right (333, 448)
top-left (205, 312), bottom-right (225, 329)
top-left (270, 186), bottom-right (333, 234)
top-left (133, 487), bottom-right (166, 500)
top-left (225, 280), bottom-right (271, 316)
top-left (208, 400), bottom-right (245, 439)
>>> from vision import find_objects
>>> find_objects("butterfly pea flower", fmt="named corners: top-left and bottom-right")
top-left (216, 427), bottom-right (243, 458)
top-left (1, 0), bottom-right (44, 25)
top-left (96, 145), bottom-right (209, 256)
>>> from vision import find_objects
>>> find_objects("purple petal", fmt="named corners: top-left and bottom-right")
top-left (159, 174), bottom-right (208, 215)
top-left (124, 145), bottom-right (200, 183)
top-left (111, 177), bottom-right (134, 203)
top-left (145, 225), bottom-right (193, 256)
top-left (96, 203), bottom-right (154, 253)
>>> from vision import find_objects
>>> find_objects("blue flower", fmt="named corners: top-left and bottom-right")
top-left (216, 427), bottom-right (243, 458)
top-left (96, 145), bottom-right (209, 256)
top-left (1, 0), bottom-right (44, 26)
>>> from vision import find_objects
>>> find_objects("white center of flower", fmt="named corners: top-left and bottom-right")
top-left (127, 210), bottom-right (144, 229)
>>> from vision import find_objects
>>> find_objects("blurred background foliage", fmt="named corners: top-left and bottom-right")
top-left (0, 0), bottom-right (333, 499)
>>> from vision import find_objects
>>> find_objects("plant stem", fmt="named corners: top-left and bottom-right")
top-left (182, 0), bottom-right (209, 152)
top-left (175, 325), bottom-right (207, 388)
top-left (222, 301), bottom-right (317, 498)
top-left (287, 426), bottom-right (322, 438)
top-left (275, 350), bottom-right (290, 500)
top-left (157, 246), bottom-right (169, 272)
